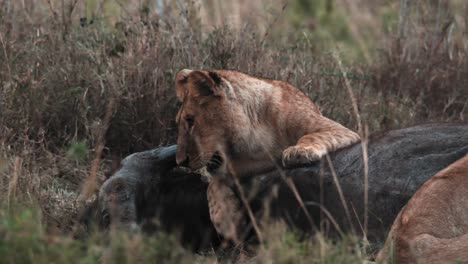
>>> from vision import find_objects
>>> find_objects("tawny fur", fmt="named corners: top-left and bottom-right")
top-left (175, 69), bottom-right (360, 175)
top-left (174, 69), bottom-right (360, 239)
top-left (377, 155), bottom-right (468, 264)
top-left (206, 178), bottom-right (243, 242)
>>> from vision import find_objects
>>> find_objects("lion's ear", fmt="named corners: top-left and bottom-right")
top-left (175, 69), bottom-right (222, 102)
top-left (175, 69), bottom-right (192, 102)
top-left (189, 70), bottom-right (221, 98)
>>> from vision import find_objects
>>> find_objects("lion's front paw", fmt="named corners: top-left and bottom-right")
top-left (282, 145), bottom-right (325, 167)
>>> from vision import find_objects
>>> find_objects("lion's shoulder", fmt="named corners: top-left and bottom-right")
top-left (210, 69), bottom-right (317, 107)
top-left (211, 69), bottom-right (292, 87)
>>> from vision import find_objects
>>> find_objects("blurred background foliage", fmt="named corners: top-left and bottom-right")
top-left (62, 0), bottom-right (468, 63)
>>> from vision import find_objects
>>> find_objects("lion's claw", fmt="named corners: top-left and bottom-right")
top-left (282, 145), bottom-right (325, 167)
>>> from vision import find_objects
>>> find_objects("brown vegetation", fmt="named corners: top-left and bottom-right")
top-left (0, 0), bottom-right (467, 262)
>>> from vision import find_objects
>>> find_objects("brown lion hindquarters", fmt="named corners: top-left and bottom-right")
top-left (377, 155), bottom-right (468, 264)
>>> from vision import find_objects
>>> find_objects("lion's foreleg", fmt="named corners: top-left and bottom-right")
top-left (282, 119), bottom-right (360, 166)
top-left (207, 177), bottom-right (244, 242)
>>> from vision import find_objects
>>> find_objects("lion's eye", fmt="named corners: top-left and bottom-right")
top-left (185, 116), bottom-right (194, 128)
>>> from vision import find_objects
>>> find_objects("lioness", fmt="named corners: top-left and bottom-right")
top-left (377, 155), bottom-right (468, 264)
top-left (174, 69), bottom-right (360, 240)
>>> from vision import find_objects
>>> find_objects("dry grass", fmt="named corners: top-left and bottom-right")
top-left (0, 0), bottom-right (467, 263)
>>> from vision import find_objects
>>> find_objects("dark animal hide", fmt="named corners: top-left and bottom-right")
top-left (81, 123), bottom-right (468, 252)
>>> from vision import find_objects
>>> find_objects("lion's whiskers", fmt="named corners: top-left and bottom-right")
top-left (188, 151), bottom-right (220, 169)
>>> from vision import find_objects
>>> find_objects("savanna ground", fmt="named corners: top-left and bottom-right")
top-left (0, 0), bottom-right (467, 263)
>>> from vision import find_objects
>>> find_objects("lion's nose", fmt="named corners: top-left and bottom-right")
top-left (176, 153), bottom-right (189, 166)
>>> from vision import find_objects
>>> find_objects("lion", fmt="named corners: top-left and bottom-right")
top-left (174, 69), bottom-right (360, 240)
top-left (376, 154), bottom-right (468, 264)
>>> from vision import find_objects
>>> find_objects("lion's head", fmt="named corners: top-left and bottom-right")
top-left (174, 69), bottom-right (232, 174)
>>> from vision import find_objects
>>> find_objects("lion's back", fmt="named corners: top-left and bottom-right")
top-left (211, 69), bottom-right (320, 114)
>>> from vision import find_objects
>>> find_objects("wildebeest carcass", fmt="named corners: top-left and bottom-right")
top-left (82, 123), bottom-right (468, 253)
